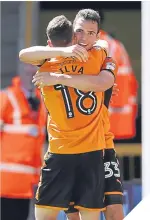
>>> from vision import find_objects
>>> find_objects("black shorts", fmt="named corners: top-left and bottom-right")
top-left (104, 149), bottom-right (123, 206)
top-left (65, 148), bottom-right (123, 214)
top-left (35, 150), bottom-right (105, 211)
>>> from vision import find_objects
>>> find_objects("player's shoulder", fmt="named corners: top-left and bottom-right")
top-left (92, 40), bottom-right (108, 56)
top-left (94, 40), bottom-right (108, 50)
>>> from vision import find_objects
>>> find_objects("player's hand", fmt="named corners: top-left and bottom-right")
top-left (61, 44), bottom-right (89, 62)
top-left (32, 71), bottom-right (59, 88)
top-left (110, 83), bottom-right (119, 103)
top-left (112, 83), bottom-right (119, 96)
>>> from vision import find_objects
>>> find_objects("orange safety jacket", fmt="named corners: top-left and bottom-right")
top-left (100, 30), bottom-right (138, 139)
top-left (0, 76), bottom-right (47, 199)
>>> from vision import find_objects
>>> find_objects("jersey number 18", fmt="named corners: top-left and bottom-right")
top-left (54, 84), bottom-right (97, 118)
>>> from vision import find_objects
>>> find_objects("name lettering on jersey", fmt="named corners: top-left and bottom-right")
top-left (59, 57), bottom-right (77, 66)
top-left (59, 66), bottom-right (84, 74)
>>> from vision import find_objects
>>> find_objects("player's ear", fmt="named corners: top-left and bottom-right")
top-left (47, 40), bottom-right (52, 47)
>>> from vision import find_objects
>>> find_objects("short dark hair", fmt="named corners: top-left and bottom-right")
top-left (46, 15), bottom-right (73, 47)
top-left (73, 9), bottom-right (101, 32)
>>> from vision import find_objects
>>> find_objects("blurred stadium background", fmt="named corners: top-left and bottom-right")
top-left (1, 1), bottom-right (141, 219)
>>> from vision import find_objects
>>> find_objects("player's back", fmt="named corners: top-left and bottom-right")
top-left (39, 46), bottom-right (107, 154)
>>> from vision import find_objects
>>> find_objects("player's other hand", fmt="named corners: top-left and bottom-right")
top-left (110, 83), bottom-right (119, 103)
top-left (61, 44), bottom-right (89, 62)
top-left (32, 71), bottom-right (58, 88)
top-left (112, 83), bottom-right (119, 96)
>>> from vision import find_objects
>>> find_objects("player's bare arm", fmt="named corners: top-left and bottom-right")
top-left (19, 45), bottom-right (89, 65)
top-left (32, 70), bottom-right (114, 92)
top-left (32, 57), bottom-right (117, 92)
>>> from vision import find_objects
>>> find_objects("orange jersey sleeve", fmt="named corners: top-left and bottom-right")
top-left (101, 57), bottom-right (118, 112)
top-left (38, 47), bottom-right (107, 154)
top-left (100, 57), bottom-right (118, 149)
top-left (101, 57), bottom-right (118, 78)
